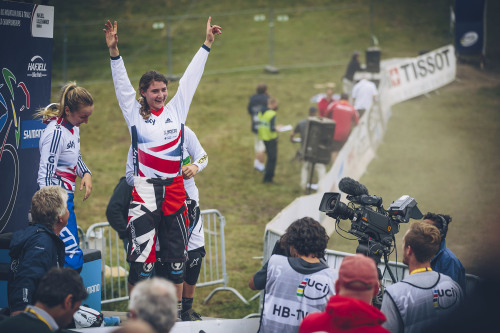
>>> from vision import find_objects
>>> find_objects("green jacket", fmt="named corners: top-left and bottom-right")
top-left (258, 109), bottom-right (277, 141)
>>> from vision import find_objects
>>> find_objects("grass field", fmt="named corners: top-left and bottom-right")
top-left (45, 0), bottom-right (500, 318)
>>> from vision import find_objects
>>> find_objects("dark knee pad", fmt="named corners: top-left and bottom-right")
top-left (185, 250), bottom-right (204, 285)
top-left (156, 261), bottom-right (185, 284)
top-left (128, 262), bottom-right (155, 285)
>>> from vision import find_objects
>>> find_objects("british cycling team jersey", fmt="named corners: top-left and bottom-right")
top-left (38, 117), bottom-right (91, 193)
top-left (111, 45), bottom-right (210, 180)
top-left (125, 126), bottom-right (208, 251)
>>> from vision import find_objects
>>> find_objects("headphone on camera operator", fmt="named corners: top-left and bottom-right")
top-left (423, 213), bottom-right (450, 239)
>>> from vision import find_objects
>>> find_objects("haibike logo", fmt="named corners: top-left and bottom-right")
top-left (296, 275), bottom-right (332, 300)
top-left (86, 284), bottom-right (101, 294)
top-left (145, 118), bottom-right (156, 125)
top-left (67, 140), bottom-right (75, 149)
top-left (27, 55), bottom-right (48, 78)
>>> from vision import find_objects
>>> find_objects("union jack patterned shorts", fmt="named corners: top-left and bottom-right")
top-left (126, 176), bottom-right (189, 264)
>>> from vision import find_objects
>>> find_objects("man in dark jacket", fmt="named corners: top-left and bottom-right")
top-left (247, 83), bottom-right (269, 172)
top-left (8, 186), bottom-right (68, 315)
top-left (106, 176), bottom-right (133, 251)
top-left (422, 212), bottom-right (466, 292)
top-left (1, 267), bottom-right (87, 332)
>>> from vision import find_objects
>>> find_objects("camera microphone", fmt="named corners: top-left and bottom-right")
top-left (339, 177), bottom-right (369, 196)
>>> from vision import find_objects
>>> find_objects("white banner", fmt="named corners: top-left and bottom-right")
top-left (263, 45), bottom-right (456, 258)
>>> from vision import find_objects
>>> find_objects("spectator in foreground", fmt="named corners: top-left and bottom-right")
top-left (249, 217), bottom-right (337, 333)
top-left (248, 83), bottom-right (270, 172)
top-left (128, 277), bottom-right (178, 333)
top-left (422, 212), bottom-right (466, 292)
top-left (0, 267), bottom-right (87, 332)
top-left (8, 186), bottom-right (68, 315)
top-left (290, 106), bottom-right (326, 191)
top-left (381, 222), bottom-right (463, 332)
top-left (300, 254), bottom-right (389, 333)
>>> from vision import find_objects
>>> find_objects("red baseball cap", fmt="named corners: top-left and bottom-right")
top-left (337, 254), bottom-right (379, 291)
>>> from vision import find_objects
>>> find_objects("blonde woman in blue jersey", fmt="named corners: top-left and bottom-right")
top-left (36, 82), bottom-right (94, 271)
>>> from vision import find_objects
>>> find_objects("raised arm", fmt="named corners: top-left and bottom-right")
top-left (104, 20), bottom-right (119, 57)
top-left (169, 17), bottom-right (222, 123)
top-left (204, 16), bottom-right (222, 49)
top-left (104, 20), bottom-right (138, 122)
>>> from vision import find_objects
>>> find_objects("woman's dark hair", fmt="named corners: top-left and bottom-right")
top-left (138, 71), bottom-right (168, 119)
top-left (34, 267), bottom-right (88, 307)
top-left (281, 217), bottom-right (329, 259)
top-left (423, 212), bottom-right (451, 238)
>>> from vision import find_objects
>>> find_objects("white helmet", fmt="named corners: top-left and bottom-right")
top-left (73, 305), bottom-right (104, 328)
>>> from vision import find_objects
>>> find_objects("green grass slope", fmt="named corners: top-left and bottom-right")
top-left (45, 0), bottom-right (500, 318)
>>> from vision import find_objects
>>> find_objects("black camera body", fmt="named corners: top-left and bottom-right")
top-left (319, 178), bottom-right (423, 257)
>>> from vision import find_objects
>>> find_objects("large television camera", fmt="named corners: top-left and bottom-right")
top-left (319, 177), bottom-right (423, 281)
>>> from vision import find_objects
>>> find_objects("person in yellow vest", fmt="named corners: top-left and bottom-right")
top-left (258, 97), bottom-right (280, 183)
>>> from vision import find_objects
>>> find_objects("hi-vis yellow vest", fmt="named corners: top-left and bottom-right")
top-left (258, 109), bottom-right (277, 141)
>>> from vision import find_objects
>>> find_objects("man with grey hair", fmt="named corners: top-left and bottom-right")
top-left (8, 186), bottom-right (69, 315)
top-left (128, 277), bottom-right (178, 333)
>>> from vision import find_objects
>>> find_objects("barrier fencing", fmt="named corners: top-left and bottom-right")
top-left (81, 209), bottom-right (247, 305)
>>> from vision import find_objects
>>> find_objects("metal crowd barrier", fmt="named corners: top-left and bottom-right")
top-left (262, 229), bottom-right (409, 287)
top-left (83, 209), bottom-right (247, 305)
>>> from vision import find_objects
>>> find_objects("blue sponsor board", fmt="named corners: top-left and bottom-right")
top-left (20, 120), bottom-right (46, 149)
top-left (454, 0), bottom-right (485, 55)
top-left (0, 1), bottom-right (53, 233)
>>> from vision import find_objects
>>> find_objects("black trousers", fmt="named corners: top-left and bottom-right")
top-left (263, 138), bottom-right (278, 182)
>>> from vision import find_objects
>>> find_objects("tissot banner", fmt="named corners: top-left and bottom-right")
top-left (0, 1), bottom-right (54, 233)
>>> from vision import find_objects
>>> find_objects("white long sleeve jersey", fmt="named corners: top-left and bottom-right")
top-left (126, 126), bottom-right (208, 251)
top-left (126, 125), bottom-right (208, 200)
top-left (111, 45), bottom-right (209, 180)
top-left (37, 117), bottom-right (91, 193)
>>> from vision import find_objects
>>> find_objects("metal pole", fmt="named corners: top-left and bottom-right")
top-left (265, 7), bottom-right (279, 73)
top-left (269, 7), bottom-right (274, 67)
top-left (167, 16), bottom-right (173, 77)
top-left (370, 0), bottom-right (374, 46)
top-left (62, 23), bottom-right (68, 83)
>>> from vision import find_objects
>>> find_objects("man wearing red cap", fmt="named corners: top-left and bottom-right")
top-left (299, 254), bottom-right (389, 333)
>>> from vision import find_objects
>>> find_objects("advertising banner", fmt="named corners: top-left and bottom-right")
top-left (454, 0), bottom-right (486, 56)
top-left (264, 45), bottom-right (456, 258)
top-left (381, 45), bottom-right (456, 107)
top-left (0, 1), bottom-right (54, 233)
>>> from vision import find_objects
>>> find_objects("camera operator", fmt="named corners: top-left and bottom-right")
top-left (380, 222), bottom-right (463, 333)
top-left (248, 217), bottom-right (337, 333)
top-left (422, 212), bottom-right (466, 292)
